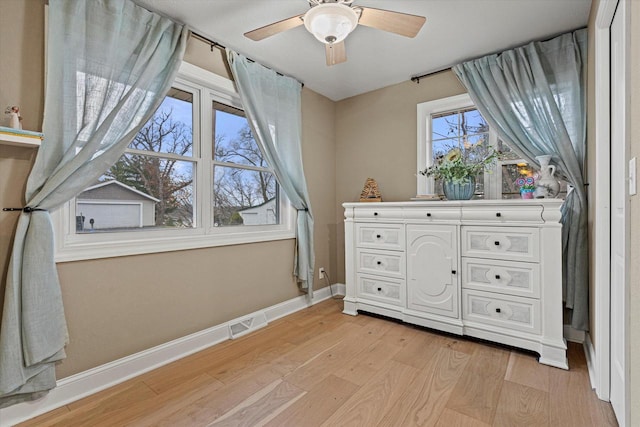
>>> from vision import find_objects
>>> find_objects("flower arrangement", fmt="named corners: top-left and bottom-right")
top-left (419, 145), bottom-right (497, 184)
top-left (516, 176), bottom-right (536, 191)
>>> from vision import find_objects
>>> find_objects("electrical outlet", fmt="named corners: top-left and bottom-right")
top-left (319, 267), bottom-right (325, 279)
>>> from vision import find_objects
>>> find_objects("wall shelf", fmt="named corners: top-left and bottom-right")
top-left (0, 126), bottom-right (43, 147)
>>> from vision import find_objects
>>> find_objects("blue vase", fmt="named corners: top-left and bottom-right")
top-left (443, 177), bottom-right (475, 200)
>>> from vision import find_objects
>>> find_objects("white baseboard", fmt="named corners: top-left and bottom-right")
top-left (0, 284), bottom-right (345, 426)
top-left (563, 324), bottom-right (586, 343)
top-left (584, 332), bottom-right (598, 391)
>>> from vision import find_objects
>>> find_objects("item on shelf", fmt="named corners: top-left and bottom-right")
top-left (517, 176), bottom-right (536, 199)
top-left (5, 105), bottom-right (22, 130)
top-left (534, 154), bottom-right (560, 198)
top-left (443, 176), bottom-right (475, 200)
top-left (359, 177), bottom-right (382, 202)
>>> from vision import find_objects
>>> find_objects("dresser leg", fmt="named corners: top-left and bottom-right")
top-left (342, 298), bottom-right (358, 316)
top-left (539, 340), bottom-right (569, 369)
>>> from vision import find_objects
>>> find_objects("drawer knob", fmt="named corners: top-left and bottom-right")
top-left (376, 234), bottom-right (381, 238)
top-left (377, 287), bottom-right (382, 292)
top-left (494, 241), bottom-right (500, 246)
top-left (377, 261), bottom-right (382, 265)
top-left (496, 308), bottom-right (502, 313)
top-left (451, 270), bottom-right (457, 274)
top-left (426, 212), bottom-right (432, 217)
top-left (374, 212), bottom-right (378, 216)
top-left (495, 274), bottom-right (501, 280)
top-left (496, 212), bottom-right (502, 217)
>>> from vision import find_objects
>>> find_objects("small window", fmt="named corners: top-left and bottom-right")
top-left (417, 94), bottom-right (567, 199)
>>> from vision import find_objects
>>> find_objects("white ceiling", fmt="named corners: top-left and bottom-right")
top-left (136, 0), bottom-right (592, 101)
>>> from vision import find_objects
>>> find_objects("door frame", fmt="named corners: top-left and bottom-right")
top-left (593, 3), bottom-right (630, 424)
top-left (592, 0), bottom-right (615, 401)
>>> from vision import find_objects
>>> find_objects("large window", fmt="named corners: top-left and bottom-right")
top-left (54, 63), bottom-right (294, 261)
top-left (417, 94), bottom-right (566, 199)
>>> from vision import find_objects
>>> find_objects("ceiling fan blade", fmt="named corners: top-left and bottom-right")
top-left (244, 14), bottom-right (304, 41)
top-left (358, 7), bottom-right (426, 38)
top-left (326, 41), bottom-right (347, 66)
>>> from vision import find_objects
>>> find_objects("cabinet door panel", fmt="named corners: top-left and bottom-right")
top-left (407, 225), bottom-right (458, 318)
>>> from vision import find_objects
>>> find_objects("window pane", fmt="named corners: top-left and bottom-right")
top-left (213, 102), bottom-right (267, 168)
top-left (496, 138), bottom-right (521, 161)
top-left (213, 165), bottom-right (278, 227)
top-left (76, 154), bottom-right (195, 232)
top-left (432, 138), bottom-right (459, 160)
top-left (129, 87), bottom-right (193, 156)
top-left (431, 112), bottom-right (459, 140)
top-left (462, 109), bottom-right (488, 135)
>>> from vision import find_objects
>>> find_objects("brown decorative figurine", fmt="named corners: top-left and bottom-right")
top-left (359, 177), bottom-right (382, 202)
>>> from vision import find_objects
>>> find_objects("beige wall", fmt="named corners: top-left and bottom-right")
top-left (0, 1), bottom-right (337, 378)
top-left (334, 73), bottom-right (466, 282)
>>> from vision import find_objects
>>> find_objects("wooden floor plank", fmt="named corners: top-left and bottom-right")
top-left (263, 375), bottom-right (359, 427)
top-left (493, 380), bottom-right (549, 427)
top-left (333, 339), bottom-right (402, 386)
top-left (548, 343), bottom-right (618, 427)
top-left (208, 379), bottom-right (305, 427)
top-left (376, 346), bottom-right (470, 427)
top-left (444, 345), bottom-right (510, 424)
top-left (435, 408), bottom-right (491, 427)
top-left (16, 302), bottom-right (617, 427)
top-left (320, 360), bottom-right (419, 427)
top-left (504, 350), bottom-right (550, 392)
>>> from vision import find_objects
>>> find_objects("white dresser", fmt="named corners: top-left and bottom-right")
top-left (343, 199), bottom-right (567, 369)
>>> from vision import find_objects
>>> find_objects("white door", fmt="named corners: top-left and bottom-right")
top-left (610, 1), bottom-right (628, 424)
top-left (406, 224), bottom-right (458, 318)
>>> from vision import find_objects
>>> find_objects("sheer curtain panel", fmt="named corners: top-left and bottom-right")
top-left (453, 29), bottom-right (588, 330)
top-left (227, 51), bottom-right (315, 294)
top-left (0, 0), bottom-right (187, 408)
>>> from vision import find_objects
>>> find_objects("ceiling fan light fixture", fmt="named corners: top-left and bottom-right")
top-left (303, 3), bottom-right (358, 45)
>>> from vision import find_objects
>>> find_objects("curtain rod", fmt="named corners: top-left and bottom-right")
top-left (191, 32), bottom-right (226, 52)
top-left (410, 67), bottom-right (452, 84)
top-left (189, 31), bottom-right (303, 86)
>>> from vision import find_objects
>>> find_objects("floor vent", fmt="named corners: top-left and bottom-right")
top-left (228, 312), bottom-right (268, 339)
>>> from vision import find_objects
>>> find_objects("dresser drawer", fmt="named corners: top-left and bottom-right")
top-left (353, 207), bottom-right (404, 221)
top-left (357, 274), bottom-right (405, 306)
top-left (355, 223), bottom-right (404, 251)
top-left (462, 258), bottom-right (540, 299)
top-left (461, 226), bottom-right (539, 262)
top-left (403, 206), bottom-right (460, 222)
top-left (357, 249), bottom-right (405, 279)
top-left (462, 290), bottom-right (540, 334)
top-left (461, 204), bottom-right (544, 223)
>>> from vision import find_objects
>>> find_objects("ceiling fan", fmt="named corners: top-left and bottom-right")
top-left (244, 0), bottom-right (426, 66)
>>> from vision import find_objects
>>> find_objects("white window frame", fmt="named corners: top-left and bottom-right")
top-left (53, 62), bottom-right (295, 262)
top-left (417, 93), bottom-right (501, 198)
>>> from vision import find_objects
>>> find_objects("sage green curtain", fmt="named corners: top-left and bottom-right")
top-left (0, 0), bottom-right (187, 408)
top-left (453, 29), bottom-right (588, 330)
top-left (227, 51), bottom-right (315, 294)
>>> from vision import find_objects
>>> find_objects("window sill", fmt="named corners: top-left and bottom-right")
top-left (54, 226), bottom-right (296, 262)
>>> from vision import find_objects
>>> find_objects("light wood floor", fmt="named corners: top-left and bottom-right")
top-left (21, 298), bottom-right (617, 427)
